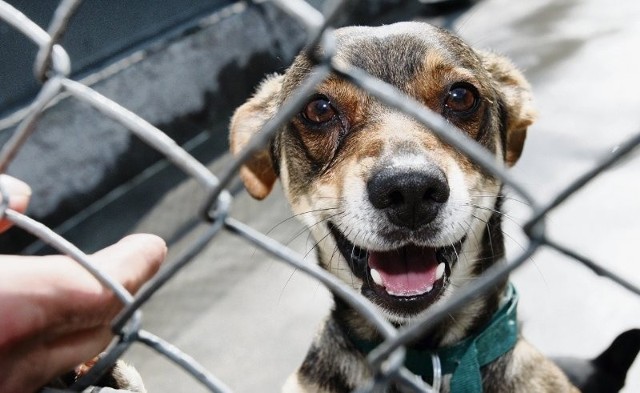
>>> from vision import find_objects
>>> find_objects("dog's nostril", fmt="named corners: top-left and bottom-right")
top-left (425, 183), bottom-right (450, 204)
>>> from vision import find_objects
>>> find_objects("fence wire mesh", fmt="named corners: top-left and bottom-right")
top-left (0, 0), bottom-right (639, 392)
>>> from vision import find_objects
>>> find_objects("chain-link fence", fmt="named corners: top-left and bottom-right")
top-left (1, 0), bottom-right (639, 392)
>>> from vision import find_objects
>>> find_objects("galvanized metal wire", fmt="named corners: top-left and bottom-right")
top-left (0, 0), bottom-right (638, 392)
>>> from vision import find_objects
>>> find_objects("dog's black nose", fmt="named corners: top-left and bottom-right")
top-left (367, 168), bottom-right (450, 229)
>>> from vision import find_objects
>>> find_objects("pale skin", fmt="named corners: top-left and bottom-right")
top-left (0, 175), bottom-right (166, 393)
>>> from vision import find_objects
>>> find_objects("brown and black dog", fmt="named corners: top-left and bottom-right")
top-left (230, 21), bottom-right (577, 393)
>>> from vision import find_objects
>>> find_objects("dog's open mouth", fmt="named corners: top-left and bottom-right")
top-left (329, 223), bottom-right (464, 314)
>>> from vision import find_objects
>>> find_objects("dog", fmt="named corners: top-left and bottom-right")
top-left (229, 21), bottom-right (612, 393)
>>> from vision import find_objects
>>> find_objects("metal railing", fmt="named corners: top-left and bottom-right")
top-left (1, 0), bottom-right (638, 392)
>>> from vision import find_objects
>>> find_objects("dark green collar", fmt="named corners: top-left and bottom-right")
top-left (349, 284), bottom-right (519, 393)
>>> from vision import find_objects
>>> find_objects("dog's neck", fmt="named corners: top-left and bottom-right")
top-left (335, 283), bottom-right (518, 393)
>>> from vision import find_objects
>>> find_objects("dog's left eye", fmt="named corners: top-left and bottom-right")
top-left (444, 83), bottom-right (479, 115)
top-left (302, 96), bottom-right (338, 124)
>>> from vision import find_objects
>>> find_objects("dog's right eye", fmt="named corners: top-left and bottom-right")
top-left (302, 96), bottom-right (338, 124)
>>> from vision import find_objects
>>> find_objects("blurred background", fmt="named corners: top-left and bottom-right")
top-left (1, 0), bottom-right (639, 391)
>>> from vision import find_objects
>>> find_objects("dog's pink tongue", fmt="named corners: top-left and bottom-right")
top-left (368, 245), bottom-right (438, 297)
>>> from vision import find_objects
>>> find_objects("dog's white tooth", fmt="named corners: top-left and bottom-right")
top-left (370, 268), bottom-right (384, 287)
top-left (425, 285), bottom-right (433, 293)
top-left (436, 263), bottom-right (445, 280)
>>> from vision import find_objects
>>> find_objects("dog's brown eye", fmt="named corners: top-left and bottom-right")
top-left (445, 83), bottom-right (479, 114)
top-left (302, 96), bottom-right (338, 124)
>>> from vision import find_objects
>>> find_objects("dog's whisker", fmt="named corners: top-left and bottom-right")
top-left (466, 211), bottom-right (525, 254)
top-left (305, 223), bottom-right (339, 260)
top-left (482, 218), bottom-right (497, 263)
top-left (459, 219), bottom-right (480, 252)
top-left (469, 193), bottom-right (532, 207)
top-left (275, 217), bottom-right (343, 305)
top-left (465, 212), bottom-right (539, 274)
top-left (458, 214), bottom-right (490, 257)
top-left (283, 210), bottom-right (345, 251)
top-left (265, 206), bottom-right (341, 237)
top-left (455, 202), bottom-right (526, 232)
top-left (469, 203), bottom-right (523, 223)
top-left (344, 226), bottom-right (360, 290)
top-left (352, 229), bottom-right (373, 289)
top-left (278, 267), bottom-right (300, 306)
top-left (257, 209), bottom-right (342, 260)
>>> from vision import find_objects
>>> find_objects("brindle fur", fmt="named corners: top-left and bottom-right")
top-left (230, 22), bottom-right (578, 393)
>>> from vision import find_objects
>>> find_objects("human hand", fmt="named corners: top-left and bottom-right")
top-left (0, 175), bottom-right (166, 393)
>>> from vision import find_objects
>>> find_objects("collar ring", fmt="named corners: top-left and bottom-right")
top-left (431, 353), bottom-right (442, 392)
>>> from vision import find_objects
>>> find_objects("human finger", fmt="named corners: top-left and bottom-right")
top-left (90, 233), bottom-right (167, 294)
top-left (0, 174), bottom-right (32, 233)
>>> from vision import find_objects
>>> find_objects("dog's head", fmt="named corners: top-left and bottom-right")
top-left (230, 22), bottom-right (534, 324)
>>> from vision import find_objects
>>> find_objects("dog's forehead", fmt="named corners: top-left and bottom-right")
top-left (332, 22), bottom-right (479, 82)
top-left (281, 22), bottom-right (485, 98)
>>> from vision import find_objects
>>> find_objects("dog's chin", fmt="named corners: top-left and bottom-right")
top-left (328, 223), bottom-right (464, 317)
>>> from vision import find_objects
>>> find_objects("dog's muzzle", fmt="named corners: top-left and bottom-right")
top-left (329, 166), bottom-right (464, 315)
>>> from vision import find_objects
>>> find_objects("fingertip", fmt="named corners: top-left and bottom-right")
top-left (0, 174), bottom-right (32, 199)
top-left (89, 234), bottom-right (167, 294)
top-left (120, 234), bottom-right (167, 256)
top-left (117, 233), bottom-right (167, 273)
top-left (0, 175), bottom-right (32, 233)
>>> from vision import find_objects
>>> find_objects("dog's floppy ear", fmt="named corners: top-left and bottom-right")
top-left (479, 51), bottom-right (536, 166)
top-left (229, 74), bottom-right (284, 199)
